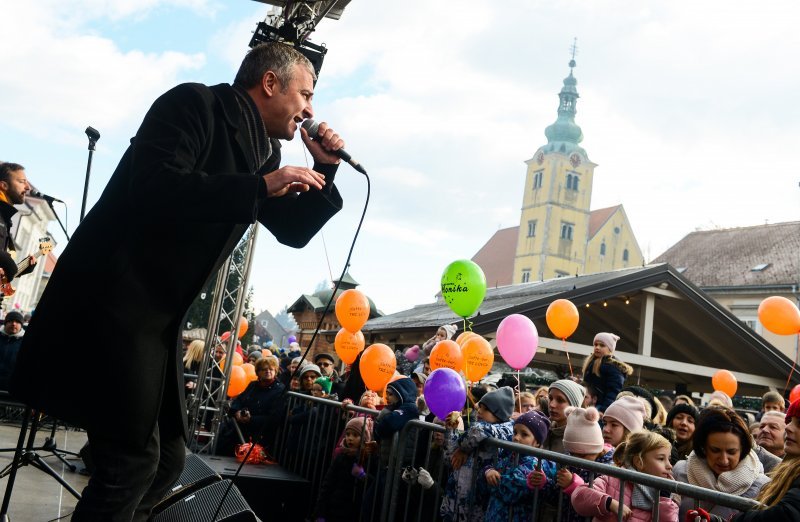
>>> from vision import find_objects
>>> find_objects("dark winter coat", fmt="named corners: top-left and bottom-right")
top-left (10, 82), bottom-right (342, 448)
top-left (732, 477), bottom-right (800, 521)
top-left (230, 379), bottom-right (285, 443)
top-left (314, 452), bottom-right (365, 521)
top-left (0, 330), bottom-right (24, 390)
top-left (582, 355), bottom-right (634, 412)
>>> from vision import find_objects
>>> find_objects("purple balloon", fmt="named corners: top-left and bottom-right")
top-left (424, 368), bottom-right (467, 420)
top-left (287, 335), bottom-right (297, 344)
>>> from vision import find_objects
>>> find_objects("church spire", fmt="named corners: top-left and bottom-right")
top-left (544, 38), bottom-right (584, 147)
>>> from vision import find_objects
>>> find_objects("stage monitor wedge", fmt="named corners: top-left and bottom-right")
top-left (150, 479), bottom-right (258, 522)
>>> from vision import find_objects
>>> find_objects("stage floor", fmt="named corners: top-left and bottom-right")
top-left (0, 418), bottom-right (89, 521)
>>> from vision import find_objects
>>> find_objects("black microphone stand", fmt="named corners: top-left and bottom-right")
top-left (0, 127), bottom-right (101, 520)
top-left (44, 195), bottom-right (70, 241)
top-left (80, 126), bottom-right (100, 222)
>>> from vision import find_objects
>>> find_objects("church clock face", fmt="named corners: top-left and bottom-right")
top-left (569, 153), bottom-right (581, 167)
top-left (536, 151), bottom-right (544, 165)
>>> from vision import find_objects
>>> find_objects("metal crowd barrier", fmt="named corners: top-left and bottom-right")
top-left (273, 391), bottom-right (381, 520)
top-left (385, 419), bottom-right (760, 522)
top-left (264, 394), bottom-right (760, 521)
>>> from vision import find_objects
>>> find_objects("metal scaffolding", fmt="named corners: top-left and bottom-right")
top-left (187, 225), bottom-right (259, 454)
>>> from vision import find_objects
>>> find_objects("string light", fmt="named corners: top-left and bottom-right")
top-left (603, 301), bottom-right (608, 307)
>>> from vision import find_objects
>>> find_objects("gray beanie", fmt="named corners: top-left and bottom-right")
top-left (478, 386), bottom-right (515, 422)
top-left (549, 379), bottom-right (586, 408)
top-left (299, 364), bottom-right (322, 378)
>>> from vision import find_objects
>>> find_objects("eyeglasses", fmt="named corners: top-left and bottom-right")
top-left (319, 362), bottom-right (333, 368)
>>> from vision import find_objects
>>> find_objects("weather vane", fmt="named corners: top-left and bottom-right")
top-left (569, 37), bottom-right (578, 69)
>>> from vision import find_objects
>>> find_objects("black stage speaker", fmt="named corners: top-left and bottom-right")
top-left (151, 453), bottom-right (222, 516)
top-left (150, 479), bottom-right (258, 521)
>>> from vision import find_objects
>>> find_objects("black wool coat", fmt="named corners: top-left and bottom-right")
top-left (10, 82), bottom-right (342, 448)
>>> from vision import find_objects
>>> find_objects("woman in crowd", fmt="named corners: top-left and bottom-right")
top-left (727, 398), bottom-right (800, 520)
top-left (217, 356), bottom-right (286, 455)
top-left (182, 340), bottom-right (205, 392)
top-left (673, 406), bottom-right (769, 520)
top-left (666, 402), bottom-right (698, 465)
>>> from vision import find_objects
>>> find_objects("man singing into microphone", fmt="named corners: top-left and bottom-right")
top-left (0, 162), bottom-right (37, 285)
top-left (12, 42), bottom-right (345, 521)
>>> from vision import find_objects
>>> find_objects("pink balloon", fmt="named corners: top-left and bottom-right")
top-left (496, 314), bottom-right (538, 370)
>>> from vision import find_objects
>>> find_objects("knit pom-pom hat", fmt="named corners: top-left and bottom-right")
top-left (563, 406), bottom-right (604, 455)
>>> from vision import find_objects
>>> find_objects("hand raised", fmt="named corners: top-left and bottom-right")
top-left (263, 165), bottom-right (325, 198)
top-left (301, 122), bottom-right (344, 165)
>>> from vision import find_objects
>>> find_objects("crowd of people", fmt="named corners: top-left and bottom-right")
top-left (178, 325), bottom-right (800, 522)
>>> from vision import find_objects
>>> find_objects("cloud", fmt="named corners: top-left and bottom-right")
top-left (0, 3), bottom-right (206, 143)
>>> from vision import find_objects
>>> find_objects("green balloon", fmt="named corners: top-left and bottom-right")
top-left (441, 259), bottom-right (487, 318)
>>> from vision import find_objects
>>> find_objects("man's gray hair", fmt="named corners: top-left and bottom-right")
top-left (234, 42), bottom-right (316, 90)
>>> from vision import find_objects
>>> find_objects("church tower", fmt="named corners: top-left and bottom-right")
top-left (512, 52), bottom-right (597, 283)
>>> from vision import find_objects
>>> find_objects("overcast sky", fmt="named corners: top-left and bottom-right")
top-left (1, 1), bottom-right (798, 319)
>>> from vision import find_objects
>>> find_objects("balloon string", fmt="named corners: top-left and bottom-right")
top-left (783, 333), bottom-right (799, 395)
top-left (464, 317), bottom-right (474, 332)
top-left (516, 370), bottom-right (522, 413)
top-left (563, 338), bottom-right (574, 377)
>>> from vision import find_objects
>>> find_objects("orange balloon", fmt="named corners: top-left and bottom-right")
top-left (335, 289), bottom-right (370, 333)
top-left (237, 317), bottom-right (249, 339)
top-left (546, 299), bottom-right (579, 339)
top-left (430, 340), bottom-right (464, 373)
top-left (334, 328), bottom-right (365, 364)
top-left (462, 335), bottom-right (494, 381)
top-left (789, 384), bottom-right (800, 405)
top-left (359, 343), bottom-right (396, 392)
top-left (219, 351), bottom-right (244, 372)
top-left (455, 331), bottom-right (478, 346)
top-left (220, 331), bottom-right (232, 343)
top-left (758, 296), bottom-right (800, 335)
top-left (712, 369), bottom-right (737, 397)
top-left (227, 366), bottom-right (248, 397)
top-left (242, 362), bottom-right (257, 382)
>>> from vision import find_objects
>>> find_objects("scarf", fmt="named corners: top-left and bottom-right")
top-left (686, 449), bottom-right (761, 497)
top-left (626, 466), bottom-right (658, 511)
top-left (231, 84), bottom-right (271, 172)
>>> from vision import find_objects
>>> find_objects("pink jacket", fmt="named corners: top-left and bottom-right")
top-left (571, 475), bottom-right (678, 522)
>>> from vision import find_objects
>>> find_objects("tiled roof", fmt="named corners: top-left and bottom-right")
top-left (653, 221), bottom-right (800, 287)
top-left (588, 205), bottom-right (620, 239)
top-left (472, 227), bottom-right (518, 288)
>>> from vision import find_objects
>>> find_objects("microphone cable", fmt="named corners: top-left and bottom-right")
top-left (211, 164), bottom-right (370, 521)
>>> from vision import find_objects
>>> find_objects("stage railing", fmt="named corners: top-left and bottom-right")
top-left (260, 393), bottom-right (761, 521)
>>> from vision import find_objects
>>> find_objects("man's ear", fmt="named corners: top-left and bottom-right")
top-left (262, 71), bottom-right (279, 97)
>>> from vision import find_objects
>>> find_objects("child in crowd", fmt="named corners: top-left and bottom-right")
top-left (665, 402), bottom-right (698, 465)
top-left (543, 379), bottom-right (586, 454)
top-left (483, 410), bottom-right (556, 521)
top-left (312, 376), bottom-right (332, 399)
top-left (395, 344), bottom-right (420, 376)
top-left (571, 430), bottom-right (678, 521)
top-left (542, 406), bottom-right (615, 522)
top-left (422, 324), bottom-right (457, 355)
top-left (411, 372), bottom-right (433, 421)
top-left (512, 391), bottom-right (537, 418)
top-left (314, 417), bottom-right (373, 522)
top-left (602, 395), bottom-right (647, 448)
top-left (334, 390), bottom-right (382, 458)
top-left (581, 332), bottom-right (633, 412)
top-left (362, 377), bottom-right (418, 521)
top-left (441, 386), bottom-right (515, 522)
top-left (759, 390), bottom-right (786, 418)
